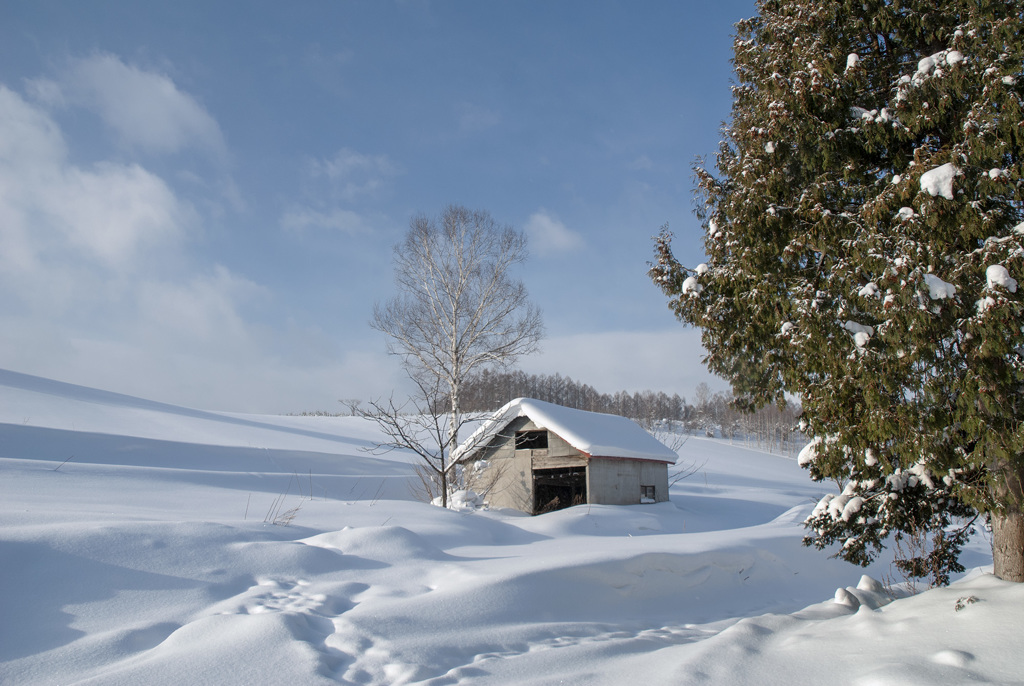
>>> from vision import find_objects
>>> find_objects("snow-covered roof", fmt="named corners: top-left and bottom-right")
top-left (454, 398), bottom-right (677, 463)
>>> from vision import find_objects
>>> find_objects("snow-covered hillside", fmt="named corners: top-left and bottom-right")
top-left (0, 369), bottom-right (1017, 685)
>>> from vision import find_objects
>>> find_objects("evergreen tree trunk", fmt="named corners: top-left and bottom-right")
top-left (992, 513), bottom-right (1024, 583)
top-left (992, 465), bottom-right (1024, 582)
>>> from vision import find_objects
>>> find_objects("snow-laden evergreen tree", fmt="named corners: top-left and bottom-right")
top-left (651, 0), bottom-right (1024, 583)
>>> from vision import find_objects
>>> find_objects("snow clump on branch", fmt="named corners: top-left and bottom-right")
top-left (681, 276), bottom-right (702, 297)
top-left (843, 321), bottom-right (874, 348)
top-left (986, 265), bottom-right (1017, 293)
top-left (919, 163), bottom-right (959, 200)
top-left (858, 283), bottom-right (879, 298)
top-left (922, 273), bottom-right (956, 300)
top-left (708, 218), bottom-right (721, 240)
top-left (797, 435), bottom-right (823, 467)
top-left (914, 50), bottom-right (963, 82)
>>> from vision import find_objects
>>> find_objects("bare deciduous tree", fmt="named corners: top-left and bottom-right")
top-left (360, 377), bottom-right (471, 506)
top-left (370, 204), bottom-right (543, 506)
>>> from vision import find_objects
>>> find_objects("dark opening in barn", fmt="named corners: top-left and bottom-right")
top-left (532, 466), bottom-right (586, 514)
top-left (515, 430), bottom-right (548, 451)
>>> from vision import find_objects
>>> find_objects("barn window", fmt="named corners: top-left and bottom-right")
top-left (515, 430), bottom-right (548, 451)
top-left (640, 485), bottom-right (656, 503)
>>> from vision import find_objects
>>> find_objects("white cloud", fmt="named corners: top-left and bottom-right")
top-left (56, 163), bottom-right (186, 266)
top-left (523, 210), bottom-right (585, 256)
top-left (0, 86), bottom-right (207, 340)
top-left (0, 59), bottom-right (414, 414)
top-left (0, 86), bottom-right (64, 276)
top-left (280, 207), bottom-right (373, 234)
top-left (29, 53), bottom-right (226, 157)
top-left (316, 147), bottom-right (396, 179)
top-left (24, 77), bottom-right (65, 108)
top-left (290, 148), bottom-right (400, 237)
top-left (0, 326), bottom-right (406, 414)
top-left (0, 254), bottom-right (394, 413)
top-left (0, 84), bottom-right (65, 169)
top-left (0, 80), bottom-right (331, 413)
top-left (520, 329), bottom-right (728, 398)
top-left (0, 86), bottom-right (189, 282)
top-left (136, 266), bottom-right (264, 348)
top-left (312, 147), bottom-right (400, 201)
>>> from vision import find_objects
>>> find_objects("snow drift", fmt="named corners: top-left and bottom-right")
top-left (0, 369), bottom-right (1015, 685)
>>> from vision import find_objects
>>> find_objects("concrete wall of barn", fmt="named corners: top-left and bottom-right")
top-left (586, 457), bottom-right (669, 505)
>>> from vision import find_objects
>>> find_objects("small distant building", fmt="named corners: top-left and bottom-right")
top-left (454, 398), bottom-right (677, 514)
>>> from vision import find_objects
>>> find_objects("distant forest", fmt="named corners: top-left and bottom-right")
top-left (453, 369), bottom-right (804, 455)
top-left (313, 369), bottom-right (803, 455)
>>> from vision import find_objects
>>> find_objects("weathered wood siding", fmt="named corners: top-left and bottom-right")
top-left (464, 416), bottom-right (535, 512)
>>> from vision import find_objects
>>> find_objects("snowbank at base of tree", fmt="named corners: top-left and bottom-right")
top-left (435, 489), bottom-right (486, 511)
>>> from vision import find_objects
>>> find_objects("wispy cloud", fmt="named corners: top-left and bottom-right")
top-left (627, 154), bottom-right (654, 171)
top-left (0, 77), bottom-right (328, 412)
top-left (280, 207), bottom-right (373, 234)
top-left (27, 53), bottom-right (226, 158)
top-left (0, 85), bottom-right (190, 280)
top-left (456, 102), bottom-right (500, 133)
top-left (141, 266), bottom-right (262, 339)
top-left (523, 210), bottom-right (585, 257)
top-left (311, 147), bottom-right (401, 201)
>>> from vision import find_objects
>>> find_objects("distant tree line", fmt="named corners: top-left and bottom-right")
top-left (301, 369), bottom-right (804, 455)
top-left (445, 369), bottom-right (803, 455)
top-left (453, 369), bottom-right (682, 420)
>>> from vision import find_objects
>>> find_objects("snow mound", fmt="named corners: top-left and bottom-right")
top-left (303, 525), bottom-right (453, 563)
top-left (440, 489), bottom-right (485, 511)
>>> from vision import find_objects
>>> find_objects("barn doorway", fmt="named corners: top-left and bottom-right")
top-left (532, 466), bottom-right (587, 514)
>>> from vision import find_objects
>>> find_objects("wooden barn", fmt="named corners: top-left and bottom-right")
top-left (454, 398), bottom-right (677, 514)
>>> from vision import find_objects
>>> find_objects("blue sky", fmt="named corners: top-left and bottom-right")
top-left (0, 1), bottom-right (755, 412)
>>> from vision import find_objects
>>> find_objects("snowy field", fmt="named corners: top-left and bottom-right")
top-left (0, 368), bottom-right (1019, 685)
